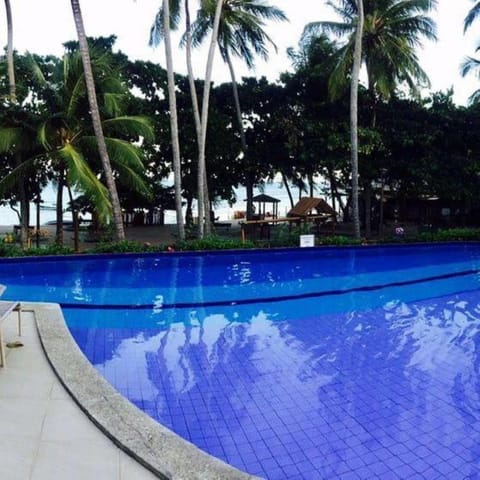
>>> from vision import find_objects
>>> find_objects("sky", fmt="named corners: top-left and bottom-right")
top-left (1, 0), bottom-right (479, 106)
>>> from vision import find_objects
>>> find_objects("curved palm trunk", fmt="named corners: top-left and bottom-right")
top-left (363, 66), bottom-right (377, 238)
top-left (185, 0), bottom-right (202, 142)
top-left (67, 186), bottom-right (80, 252)
top-left (5, 1), bottom-right (28, 247)
top-left (281, 171), bottom-right (294, 209)
top-left (185, 0), bottom-right (208, 236)
top-left (225, 50), bottom-right (254, 219)
top-left (197, 0), bottom-right (223, 238)
top-left (4, 0), bottom-right (15, 102)
top-left (18, 155), bottom-right (29, 248)
top-left (163, 0), bottom-right (185, 240)
top-left (55, 169), bottom-right (65, 247)
top-left (350, 0), bottom-right (364, 240)
top-left (70, 0), bottom-right (125, 241)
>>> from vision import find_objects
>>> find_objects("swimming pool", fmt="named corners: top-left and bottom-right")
top-left (2, 243), bottom-right (480, 479)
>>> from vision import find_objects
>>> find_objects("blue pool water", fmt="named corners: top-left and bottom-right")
top-left (2, 243), bottom-right (480, 479)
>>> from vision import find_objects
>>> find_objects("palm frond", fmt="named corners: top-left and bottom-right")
top-left (0, 157), bottom-right (40, 198)
top-left (66, 72), bottom-right (86, 119)
top-left (102, 116), bottom-right (155, 143)
top-left (190, 0), bottom-right (287, 69)
top-left (103, 93), bottom-right (126, 117)
top-left (113, 161), bottom-right (152, 199)
top-left (328, 42), bottom-right (353, 99)
top-left (149, 0), bottom-right (183, 47)
top-left (0, 127), bottom-right (24, 152)
top-left (24, 52), bottom-right (48, 87)
top-left (460, 55), bottom-right (480, 78)
top-left (468, 88), bottom-right (480, 105)
top-left (464, 1), bottom-right (480, 32)
top-left (57, 143), bottom-right (112, 222)
top-left (103, 137), bottom-right (147, 171)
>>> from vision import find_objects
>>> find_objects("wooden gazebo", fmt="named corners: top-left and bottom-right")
top-left (251, 194), bottom-right (281, 219)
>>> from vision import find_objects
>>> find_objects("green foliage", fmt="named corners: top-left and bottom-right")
top-left (269, 224), bottom-right (312, 247)
top-left (173, 235), bottom-right (255, 251)
top-left (2, 228), bottom-right (480, 259)
top-left (89, 240), bottom-right (158, 254)
top-left (415, 228), bottom-right (480, 243)
top-left (318, 235), bottom-right (362, 246)
top-left (0, 244), bottom-right (74, 257)
top-left (87, 235), bottom-right (255, 254)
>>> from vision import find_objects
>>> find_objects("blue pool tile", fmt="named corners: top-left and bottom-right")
top-left (280, 463), bottom-right (302, 477)
top-left (68, 282), bottom-right (480, 480)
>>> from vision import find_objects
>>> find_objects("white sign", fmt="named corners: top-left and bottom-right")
top-left (300, 234), bottom-right (315, 247)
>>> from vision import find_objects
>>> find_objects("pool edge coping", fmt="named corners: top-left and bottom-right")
top-left (32, 302), bottom-right (260, 480)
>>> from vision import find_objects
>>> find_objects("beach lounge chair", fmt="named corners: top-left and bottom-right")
top-left (0, 285), bottom-right (22, 368)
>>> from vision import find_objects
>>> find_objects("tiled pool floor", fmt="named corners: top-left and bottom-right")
top-left (70, 290), bottom-right (480, 479)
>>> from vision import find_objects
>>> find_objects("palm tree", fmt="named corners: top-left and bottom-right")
top-left (196, 0), bottom-right (224, 238)
top-left (70, 0), bottom-right (125, 241)
top-left (0, 47), bottom-right (153, 248)
top-left (150, 0), bottom-right (226, 238)
top-left (150, 0), bottom-right (186, 240)
top-left (350, 0), bottom-right (364, 240)
top-left (190, 0), bottom-right (287, 220)
top-left (304, 0), bottom-right (437, 101)
top-left (3, 0), bottom-right (32, 247)
top-left (303, 0), bottom-right (437, 236)
top-left (150, 0), bottom-right (202, 144)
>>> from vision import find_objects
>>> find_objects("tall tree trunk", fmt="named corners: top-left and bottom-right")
top-left (4, 0), bottom-right (15, 102)
top-left (197, 0), bottom-right (223, 238)
top-left (55, 170), bottom-right (65, 247)
top-left (185, 0), bottom-right (211, 236)
top-left (281, 171), bottom-right (294, 209)
top-left (327, 166), bottom-right (337, 213)
top-left (67, 186), bottom-right (80, 252)
top-left (35, 192), bottom-right (41, 248)
top-left (308, 173), bottom-right (314, 197)
top-left (18, 157), bottom-right (29, 249)
top-left (185, 0), bottom-right (202, 143)
top-left (70, 0), bottom-right (125, 241)
top-left (364, 182), bottom-right (371, 237)
top-left (162, 0), bottom-right (185, 240)
top-left (225, 50), bottom-right (253, 220)
top-left (5, 4), bottom-right (27, 246)
top-left (362, 66), bottom-right (377, 238)
top-left (350, 0), bottom-right (364, 240)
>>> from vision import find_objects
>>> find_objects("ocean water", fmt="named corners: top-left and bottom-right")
top-left (0, 185), bottom-right (63, 226)
top-left (0, 181), bottom-right (326, 226)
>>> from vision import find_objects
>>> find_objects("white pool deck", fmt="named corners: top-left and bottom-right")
top-left (0, 309), bottom-right (158, 480)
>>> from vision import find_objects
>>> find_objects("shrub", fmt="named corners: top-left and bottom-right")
top-left (89, 240), bottom-right (159, 254)
top-left (269, 224), bottom-right (312, 247)
top-left (0, 244), bottom-right (74, 257)
top-left (318, 235), bottom-right (362, 246)
top-left (402, 227), bottom-right (480, 243)
top-left (173, 235), bottom-right (255, 251)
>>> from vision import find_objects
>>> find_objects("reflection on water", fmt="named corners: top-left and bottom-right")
top-left (69, 290), bottom-right (480, 479)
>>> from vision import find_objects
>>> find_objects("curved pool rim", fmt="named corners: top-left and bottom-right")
top-left (34, 302), bottom-right (258, 480)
